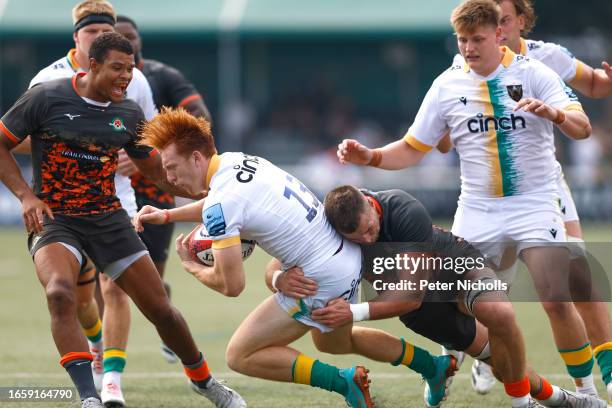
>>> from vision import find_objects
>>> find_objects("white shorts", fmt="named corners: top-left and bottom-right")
top-left (115, 174), bottom-right (138, 218)
top-left (451, 193), bottom-right (567, 268)
top-left (557, 174), bottom-right (579, 223)
top-left (275, 239), bottom-right (362, 333)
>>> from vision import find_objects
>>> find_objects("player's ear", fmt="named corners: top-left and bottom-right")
top-left (89, 58), bottom-right (99, 73)
top-left (517, 14), bottom-right (525, 32)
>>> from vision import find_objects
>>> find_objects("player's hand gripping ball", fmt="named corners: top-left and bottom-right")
top-left (188, 224), bottom-right (256, 266)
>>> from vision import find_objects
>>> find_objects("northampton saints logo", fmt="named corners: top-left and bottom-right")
top-left (506, 84), bottom-right (523, 102)
top-left (108, 117), bottom-right (126, 132)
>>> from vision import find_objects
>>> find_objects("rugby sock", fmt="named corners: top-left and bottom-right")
top-left (83, 319), bottom-right (102, 346)
top-left (60, 352), bottom-right (99, 400)
top-left (532, 377), bottom-right (563, 405)
top-left (504, 376), bottom-right (530, 407)
top-left (391, 337), bottom-right (436, 379)
top-left (559, 343), bottom-right (596, 394)
top-left (183, 352), bottom-right (211, 388)
top-left (594, 342), bottom-right (612, 387)
top-left (103, 348), bottom-right (126, 373)
top-left (292, 354), bottom-right (348, 396)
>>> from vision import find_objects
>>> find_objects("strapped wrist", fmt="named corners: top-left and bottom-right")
top-left (271, 270), bottom-right (283, 291)
top-left (349, 302), bottom-right (370, 322)
top-left (163, 209), bottom-right (171, 224)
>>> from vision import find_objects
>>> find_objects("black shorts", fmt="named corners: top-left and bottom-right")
top-left (28, 209), bottom-right (147, 274)
top-left (135, 197), bottom-right (174, 263)
top-left (399, 301), bottom-right (476, 351)
top-left (138, 222), bottom-right (174, 263)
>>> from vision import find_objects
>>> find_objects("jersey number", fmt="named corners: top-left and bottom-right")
top-left (283, 175), bottom-right (320, 223)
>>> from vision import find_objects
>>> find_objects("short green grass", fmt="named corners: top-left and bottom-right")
top-left (0, 223), bottom-right (610, 407)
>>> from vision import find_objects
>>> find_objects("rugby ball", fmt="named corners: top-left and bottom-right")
top-left (188, 224), bottom-right (256, 266)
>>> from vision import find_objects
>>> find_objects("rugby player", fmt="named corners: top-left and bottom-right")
top-left (273, 185), bottom-right (607, 408)
top-left (115, 14), bottom-right (212, 366)
top-left (0, 33), bottom-right (244, 408)
top-left (19, 2), bottom-right (157, 404)
top-left (134, 107), bottom-right (458, 408)
top-left (466, 0), bottom-right (612, 397)
top-left (337, 0), bottom-right (593, 406)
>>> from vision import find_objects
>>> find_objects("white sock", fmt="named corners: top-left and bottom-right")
top-left (88, 339), bottom-right (103, 351)
top-left (574, 374), bottom-right (597, 395)
top-left (511, 395), bottom-right (530, 408)
top-left (538, 385), bottom-right (564, 405)
top-left (103, 371), bottom-right (122, 387)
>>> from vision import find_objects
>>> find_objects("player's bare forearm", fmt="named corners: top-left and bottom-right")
top-left (182, 260), bottom-right (228, 294)
top-left (591, 68), bottom-right (612, 98)
top-left (377, 140), bottom-right (426, 170)
top-left (0, 139), bottom-right (35, 201)
top-left (167, 199), bottom-right (205, 223)
top-left (569, 62), bottom-right (612, 99)
top-left (557, 110), bottom-right (591, 140)
top-left (369, 300), bottom-right (421, 320)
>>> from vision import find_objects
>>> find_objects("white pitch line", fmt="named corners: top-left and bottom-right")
top-left (0, 372), bottom-right (573, 380)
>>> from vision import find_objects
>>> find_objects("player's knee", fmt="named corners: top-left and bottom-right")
top-left (540, 301), bottom-right (575, 319)
top-left (225, 342), bottom-right (247, 373)
top-left (475, 300), bottom-right (516, 331)
top-left (45, 280), bottom-right (76, 314)
top-left (101, 280), bottom-right (129, 305)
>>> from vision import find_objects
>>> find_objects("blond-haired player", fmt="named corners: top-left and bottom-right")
top-left (442, 0), bottom-right (612, 399)
top-left (337, 0), bottom-right (593, 406)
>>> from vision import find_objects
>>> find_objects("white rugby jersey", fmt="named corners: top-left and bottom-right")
top-left (29, 49), bottom-right (158, 217)
top-left (406, 47), bottom-right (582, 199)
top-left (202, 152), bottom-right (345, 271)
top-left (518, 38), bottom-right (581, 83)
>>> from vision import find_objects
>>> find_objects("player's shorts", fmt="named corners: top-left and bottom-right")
top-left (400, 301), bottom-right (476, 351)
top-left (451, 193), bottom-right (567, 268)
top-left (557, 173), bottom-right (579, 223)
top-left (28, 209), bottom-right (147, 280)
top-left (136, 197), bottom-right (175, 263)
top-left (275, 238), bottom-right (363, 333)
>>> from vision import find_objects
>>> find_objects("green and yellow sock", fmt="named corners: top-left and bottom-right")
top-left (103, 348), bottom-right (127, 373)
top-left (559, 343), bottom-right (594, 379)
top-left (391, 337), bottom-right (436, 379)
top-left (292, 354), bottom-right (348, 396)
top-left (594, 342), bottom-right (612, 386)
top-left (83, 319), bottom-right (102, 344)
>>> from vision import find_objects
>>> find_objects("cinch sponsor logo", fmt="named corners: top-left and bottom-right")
top-left (234, 154), bottom-right (260, 183)
top-left (467, 113), bottom-right (526, 133)
top-left (61, 150), bottom-right (107, 162)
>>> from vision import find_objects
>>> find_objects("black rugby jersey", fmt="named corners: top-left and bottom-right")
top-left (0, 73), bottom-right (155, 216)
top-left (361, 189), bottom-right (433, 243)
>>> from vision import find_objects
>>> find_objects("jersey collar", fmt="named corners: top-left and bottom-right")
top-left (366, 196), bottom-right (383, 221)
top-left (67, 49), bottom-right (80, 72)
top-left (204, 154), bottom-right (221, 190)
top-left (519, 38), bottom-right (527, 55)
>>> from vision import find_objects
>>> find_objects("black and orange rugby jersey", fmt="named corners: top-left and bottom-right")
top-left (0, 74), bottom-right (155, 216)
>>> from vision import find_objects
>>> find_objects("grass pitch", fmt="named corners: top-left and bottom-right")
top-left (0, 223), bottom-right (610, 407)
